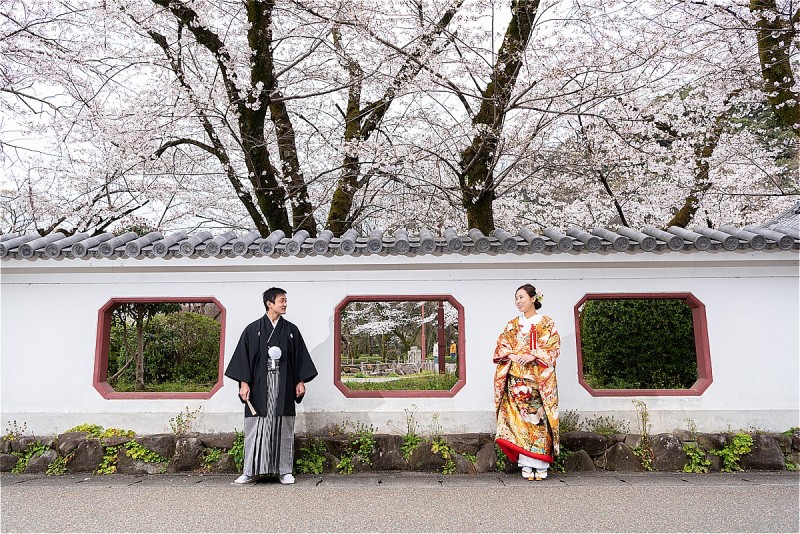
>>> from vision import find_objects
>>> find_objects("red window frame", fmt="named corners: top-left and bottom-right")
top-left (334, 295), bottom-right (466, 398)
top-left (574, 292), bottom-right (712, 397)
top-left (93, 297), bottom-right (226, 399)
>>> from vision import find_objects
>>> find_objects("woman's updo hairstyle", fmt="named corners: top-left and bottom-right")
top-left (517, 283), bottom-right (542, 310)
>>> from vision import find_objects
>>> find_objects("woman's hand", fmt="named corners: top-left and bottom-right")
top-left (512, 353), bottom-right (536, 365)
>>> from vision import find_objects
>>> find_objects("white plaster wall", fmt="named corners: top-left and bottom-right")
top-left (1, 249), bottom-right (798, 436)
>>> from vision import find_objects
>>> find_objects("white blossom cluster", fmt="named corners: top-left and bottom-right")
top-left (1, 0), bottom-right (796, 235)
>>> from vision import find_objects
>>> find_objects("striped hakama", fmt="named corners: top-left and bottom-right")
top-left (242, 365), bottom-right (295, 476)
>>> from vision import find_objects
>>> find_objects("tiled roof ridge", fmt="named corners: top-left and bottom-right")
top-left (1, 224), bottom-right (798, 260)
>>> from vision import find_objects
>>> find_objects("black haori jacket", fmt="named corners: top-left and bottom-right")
top-left (224, 315), bottom-right (318, 417)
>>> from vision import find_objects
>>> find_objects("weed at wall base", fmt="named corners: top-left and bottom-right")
top-left (337, 422), bottom-right (376, 474)
top-left (11, 441), bottom-right (48, 474)
top-left (682, 442), bottom-right (711, 474)
top-left (229, 431), bottom-right (245, 472)
top-left (296, 438), bottom-right (326, 475)
top-left (431, 437), bottom-right (456, 475)
top-left (712, 433), bottom-right (753, 472)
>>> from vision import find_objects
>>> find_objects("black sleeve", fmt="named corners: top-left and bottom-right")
top-left (291, 326), bottom-right (318, 403)
top-left (224, 327), bottom-right (252, 385)
top-left (292, 326), bottom-right (318, 384)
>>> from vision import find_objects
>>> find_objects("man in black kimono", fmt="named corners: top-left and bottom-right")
top-left (225, 287), bottom-right (317, 484)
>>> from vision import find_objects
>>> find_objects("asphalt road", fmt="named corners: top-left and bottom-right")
top-left (2, 471), bottom-right (798, 533)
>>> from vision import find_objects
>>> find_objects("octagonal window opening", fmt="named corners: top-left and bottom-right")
top-left (574, 293), bottom-right (712, 397)
top-left (334, 295), bottom-right (466, 398)
top-left (94, 297), bottom-right (226, 399)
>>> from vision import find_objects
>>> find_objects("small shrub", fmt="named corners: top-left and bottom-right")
top-left (431, 437), bottom-right (456, 475)
top-left (495, 443), bottom-right (507, 472)
top-left (336, 422), bottom-right (376, 474)
top-left (201, 448), bottom-right (222, 470)
top-left (350, 423), bottom-right (376, 465)
top-left (712, 433), bottom-right (753, 472)
top-left (337, 456), bottom-right (354, 474)
top-left (682, 442), bottom-right (711, 474)
top-left (583, 415), bottom-right (630, 436)
top-left (296, 438), bottom-right (326, 475)
top-left (46, 454), bottom-right (71, 476)
top-left (560, 410), bottom-right (580, 433)
top-left (3, 420), bottom-right (28, 441)
top-left (551, 449), bottom-right (569, 473)
top-left (401, 434), bottom-right (422, 461)
top-left (64, 424), bottom-right (134, 442)
top-left (99, 428), bottom-right (134, 441)
top-left (125, 440), bottom-right (168, 464)
top-left (400, 405), bottom-right (421, 461)
top-left (64, 424), bottom-right (104, 437)
top-left (169, 406), bottom-right (202, 436)
top-left (632, 400), bottom-right (654, 471)
top-left (786, 462), bottom-right (797, 472)
top-left (11, 441), bottom-right (48, 474)
top-left (97, 445), bottom-right (122, 475)
top-left (230, 431), bottom-right (245, 472)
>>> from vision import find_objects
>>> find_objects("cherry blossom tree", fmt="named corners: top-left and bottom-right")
top-left (1, 0), bottom-right (796, 236)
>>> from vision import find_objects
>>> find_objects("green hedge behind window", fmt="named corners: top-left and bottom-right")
top-left (579, 298), bottom-right (698, 389)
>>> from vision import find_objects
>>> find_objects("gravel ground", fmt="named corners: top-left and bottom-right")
top-left (1, 471), bottom-right (798, 532)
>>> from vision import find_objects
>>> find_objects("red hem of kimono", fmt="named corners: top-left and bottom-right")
top-left (495, 438), bottom-right (553, 464)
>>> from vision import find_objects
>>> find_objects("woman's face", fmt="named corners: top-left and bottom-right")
top-left (515, 289), bottom-right (535, 315)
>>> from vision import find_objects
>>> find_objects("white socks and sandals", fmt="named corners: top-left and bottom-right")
top-left (519, 456), bottom-right (549, 481)
top-left (520, 466), bottom-right (548, 480)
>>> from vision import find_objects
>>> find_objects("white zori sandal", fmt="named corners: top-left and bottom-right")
top-left (521, 467), bottom-right (534, 480)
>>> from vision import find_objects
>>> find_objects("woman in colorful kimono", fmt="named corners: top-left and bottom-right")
top-left (494, 283), bottom-right (560, 480)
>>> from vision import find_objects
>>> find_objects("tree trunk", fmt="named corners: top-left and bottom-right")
top-left (750, 0), bottom-right (800, 136)
top-left (327, 157), bottom-right (361, 236)
top-left (459, 0), bottom-right (540, 233)
top-left (151, 0), bottom-right (309, 236)
top-left (135, 304), bottom-right (145, 391)
top-left (242, 0), bottom-right (291, 234)
top-left (325, 4), bottom-right (464, 234)
top-left (270, 98), bottom-right (317, 235)
top-left (465, 190), bottom-right (496, 233)
top-left (667, 95), bottom-right (734, 228)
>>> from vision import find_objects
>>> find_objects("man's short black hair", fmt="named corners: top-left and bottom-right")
top-left (263, 287), bottom-right (287, 310)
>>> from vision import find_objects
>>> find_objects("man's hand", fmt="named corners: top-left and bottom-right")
top-left (239, 382), bottom-right (250, 401)
top-left (296, 381), bottom-right (305, 398)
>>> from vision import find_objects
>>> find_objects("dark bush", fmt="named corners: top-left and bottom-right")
top-left (109, 311), bottom-right (220, 391)
top-left (579, 298), bottom-right (697, 389)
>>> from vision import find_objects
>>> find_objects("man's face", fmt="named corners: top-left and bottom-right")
top-left (269, 294), bottom-right (288, 315)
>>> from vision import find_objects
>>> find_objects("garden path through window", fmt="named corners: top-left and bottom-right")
top-left (334, 295), bottom-right (465, 398)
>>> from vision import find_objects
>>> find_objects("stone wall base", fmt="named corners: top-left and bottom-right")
top-left (1, 430), bottom-right (797, 475)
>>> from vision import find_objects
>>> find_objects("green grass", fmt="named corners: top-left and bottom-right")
top-left (112, 380), bottom-right (214, 392)
top-left (344, 372), bottom-right (458, 391)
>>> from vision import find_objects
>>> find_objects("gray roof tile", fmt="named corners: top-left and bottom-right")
top-left (1, 223), bottom-right (797, 260)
